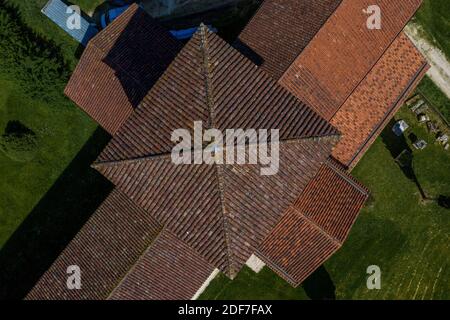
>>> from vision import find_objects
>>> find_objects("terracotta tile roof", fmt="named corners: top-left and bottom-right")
top-left (279, 0), bottom-right (424, 120)
top-left (26, 0), bottom-right (425, 298)
top-left (96, 26), bottom-right (338, 163)
top-left (109, 229), bottom-right (215, 300)
top-left (236, 0), bottom-right (342, 80)
top-left (25, 189), bottom-right (215, 300)
top-left (64, 4), bottom-right (182, 134)
top-left (331, 33), bottom-right (429, 167)
top-left (257, 160), bottom-right (369, 286)
top-left (94, 137), bottom-right (339, 278)
top-left (90, 26), bottom-right (340, 278)
top-left (26, 189), bottom-right (163, 300)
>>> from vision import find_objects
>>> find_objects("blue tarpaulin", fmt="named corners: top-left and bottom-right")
top-left (41, 0), bottom-right (98, 46)
top-left (170, 25), bottom-right (218, 40)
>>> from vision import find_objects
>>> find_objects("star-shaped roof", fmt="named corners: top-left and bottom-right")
top-left (93, 25), bottom-right (339, 277)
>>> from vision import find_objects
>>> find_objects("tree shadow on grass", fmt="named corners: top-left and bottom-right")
top-left (0, 127), bottom-right (113, 300)
top-left (381, 119), bottom-right (427, 200)
top-left (301, 266), bottom-right (336, 300)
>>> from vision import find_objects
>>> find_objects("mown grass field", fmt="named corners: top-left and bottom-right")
top-left (414, 0), bottom-right (450, 60)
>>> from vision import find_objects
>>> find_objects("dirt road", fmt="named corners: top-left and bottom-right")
top-left (405, 23), bottom-right (450, 99)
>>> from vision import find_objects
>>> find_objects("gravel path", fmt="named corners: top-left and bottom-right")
top-left (405, 23), bottom-right (450, 99)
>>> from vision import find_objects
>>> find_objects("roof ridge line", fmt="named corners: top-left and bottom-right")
top-left (199, 24), bottom-right (216, 129)
top-left (105, 222), bottom-right (165, 299)
top-left (291, 205), bottom-right (342, 246)
top-left (92, 152), bottom-right (173, 168)
top-left (91, 134), bottom-right (338, 169)
top-left (199, 24), bottom-right (236, 277)
top-left (324, 161), bottom-right (370, 196)
top-left (215, 165), bottom-right (236, 278)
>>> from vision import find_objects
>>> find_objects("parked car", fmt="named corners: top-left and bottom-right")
top-left (100, 5), bottom-right (131, 29)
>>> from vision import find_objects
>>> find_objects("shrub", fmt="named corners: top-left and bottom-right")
top-left (0, 1), bottom-right (71, 103)
top-left (0, 120), bottom-right (38, 162)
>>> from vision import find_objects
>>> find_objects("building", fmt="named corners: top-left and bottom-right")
top-left (27, 0), bottom-right (427, 300)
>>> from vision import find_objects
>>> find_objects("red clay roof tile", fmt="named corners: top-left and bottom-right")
top-left (331, 33), bottom-right (429, 167)
top-left (64, 4), bottom-right (182, 134)
top-left (237, 0), bottom-right (342, 79)
top-left (25, 189), bottom-right (163, 300)
top-left (279, 0), bottom-right (424, 120)
top-left (257, 160), bottom-right (369, 286)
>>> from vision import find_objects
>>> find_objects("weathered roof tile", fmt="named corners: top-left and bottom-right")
top-left (64, 4), bottom-right (182, 134)
top-left (257, 160), bottom-right (369, 286)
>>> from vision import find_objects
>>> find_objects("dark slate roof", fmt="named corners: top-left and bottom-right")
top-left (279, 0), bottom-right (424, 120)
top-left (257, 160), bottom-right (369, 286)
top-left (92, 25), bottom-right (340, 278)
top-left (236, 0), bottom-right (342, 80)
top-left (64, 4), bottom-right (182, 134)
top-left (25, 189), bottom-right (214, 300)
top-left (330, 33), bottom-right (429, 167)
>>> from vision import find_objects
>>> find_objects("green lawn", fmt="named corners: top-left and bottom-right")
top-left (70, 0), bottom-right (104, 13)
top-left (201, 99), bottom-right (450, 300)
top-left (417, 76), bottom-right (450, 122)
top-left (4, 0), bottom-right (106, 69)
top-left (414, 0), bottom-right (450, 60)
top-left (0, 0), bottom-right (448, 300)
top-left (0, 0), bottom-right (113, 299)
top-left (0, 78), bottom-right (97, 246)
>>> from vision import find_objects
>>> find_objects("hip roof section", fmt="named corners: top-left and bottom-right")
top-left (96, 25), bottom-right (338, 164)
top-left (257, 160), bottom-right (369, 286)
top-left (64, 4), bottom-right (182, 134)
top-left (236, 0), bottom-right (342, 80)
top-left (279, 0), bottom-right (423, 120)
top-left (330, 33), bottom-right (429, 167)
